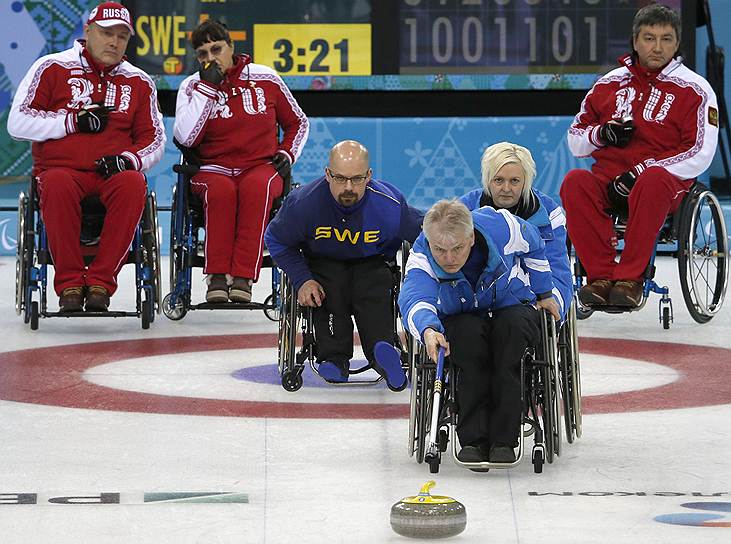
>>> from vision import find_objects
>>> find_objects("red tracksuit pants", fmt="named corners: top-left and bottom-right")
top-left (560, 166), bottom-right (690, 282)
top-left (37, 167), bottom-right (147, 296)
top-left (191, 163), bottom-right (283, 281)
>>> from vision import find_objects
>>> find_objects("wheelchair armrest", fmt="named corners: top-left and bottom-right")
top-left (173, 163), bottom-right (201, 177)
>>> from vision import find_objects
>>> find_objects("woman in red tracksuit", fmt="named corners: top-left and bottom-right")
top-left (174, 20), bottom-right (309, 303)
top-left (561, 3), bottom-right (718, 309)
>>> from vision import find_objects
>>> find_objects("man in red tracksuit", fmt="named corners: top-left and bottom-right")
top-left (561, 3), bottom-right (718, 308)
top-left (8, 2), bottom-right (166, 312)
top-left (174, 20), bottom-right (309, 304)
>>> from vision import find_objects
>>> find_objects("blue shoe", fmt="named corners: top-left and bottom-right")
top-left (317, 361), bottom-right (348, 383)
top-left (373, 341), bottom-right (408, 391)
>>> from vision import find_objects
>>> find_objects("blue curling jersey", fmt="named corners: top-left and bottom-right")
top-left (264, 176), bottom-right (423, 291)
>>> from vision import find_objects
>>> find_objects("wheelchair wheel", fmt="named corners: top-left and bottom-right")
top-left (143, 192), bottom-right (162, 316)
top-left (277, 275), bottom-right (301, 391)
top-left (141, 299), bottom-right (151, 330)
top-left (538, 313), bottom-right (561, 463)
top-left (677, 189), bottom-right (729, 323)
top-left (162, 293), bottom-right (187, 320)
top-left (15, 192), bottom-right (29, 317)
top-left (30, 301), bottom-right (39, 331)
top-left (408, 344), bottom-right (432, 464)
top-left (559, 303), bottom-right (582, 443)
top-left (164, 185), bottom-right (190, 320)
top-left (263, 293), bottom-right (280, 321)
top-left (168, 184), bottom-right (180, 293)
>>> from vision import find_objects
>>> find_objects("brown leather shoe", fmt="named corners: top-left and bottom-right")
top-left (59, 287), bottom-right (85, 312)
top-left (85, 285), bottom-right (110, 312)
top-left (609, 280), bottom-right (643, 307)
top-left (578, 279), bottom-right (614, 306)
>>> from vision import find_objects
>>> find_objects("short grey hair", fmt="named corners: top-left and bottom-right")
top-left (423, 199), bottom-right (473, 247)
top-left (632, 3), bottom-right (681, 43)
top-left (481, 141), bottom-right (536, 201)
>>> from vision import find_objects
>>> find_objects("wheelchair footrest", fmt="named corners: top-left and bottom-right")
top-left (190, 301), bottom-right (275, 311)
top-left (43, 310), bottom-right (140, 318)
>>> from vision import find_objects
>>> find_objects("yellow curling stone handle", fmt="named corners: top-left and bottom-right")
top-left (400, 481), bottom-right (457, 504)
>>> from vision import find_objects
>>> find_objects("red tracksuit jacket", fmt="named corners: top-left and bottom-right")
top-left (173, 54), bottom-right (309, 171)
top-left (8, 39), bottom-right (166, 174)
top-left (567, 54), bottom-right (718, 182)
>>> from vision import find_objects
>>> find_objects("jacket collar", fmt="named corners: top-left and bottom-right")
top-left (619, 53), bottom-right (682, 83)
top-left (225, 54), bottom-right (252, 82)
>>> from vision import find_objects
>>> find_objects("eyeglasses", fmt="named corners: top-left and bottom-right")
top-left (196, 42), bottom-right (227, 61)
top-left (326, 168), bottom-right (369, 185)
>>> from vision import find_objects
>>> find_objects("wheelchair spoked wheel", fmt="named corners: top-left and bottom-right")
top-left (677, 190), bottom-right (729, 323)
top-left (163, 187), bottom-right (189, 321)
top-left (559, 304), bottom-right (582, 443)
top-left (15, 192), bottom-right (29, 317)
top-left (278, 276), bottom-right (302, 391)
top-left (574, 293), bottom-right (594, 320)
top-left (538, 364), bottom-right (555, 464)
top-left (408, 345), bottom-right (432, 464)
top-left (543, 315), bottom-right (562, 462)
top-left (144, 192), bottom-right (162, 318)
top-left (162, 293), bottom-right (187, 320)
top-left (263, 294), bottom-right (280, 322)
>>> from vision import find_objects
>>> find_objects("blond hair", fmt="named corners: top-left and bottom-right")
top-left (480, 142), bottom-right (536, 201)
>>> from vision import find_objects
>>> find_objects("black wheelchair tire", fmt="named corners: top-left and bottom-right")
top-left (30, 301), bottom-right (39, 331)
top-left (263, 293), bottom-right (280, 321)
top-left (141, 300), bottom-right (151, 330)
top-left (677, 190), bottom-right (728, 324)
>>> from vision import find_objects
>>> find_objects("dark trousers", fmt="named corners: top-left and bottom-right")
top-left (309, 257), bottom-right (395, 367)
top-left (443, 305), bottom-right (541, 448)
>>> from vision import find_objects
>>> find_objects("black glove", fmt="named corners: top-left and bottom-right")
top-left (199, 61), bottom-right (224, 86)
top-left (599, 119), bottom-right (634, 148)
top-left (95, 155), bottom-right (133, 179)
top-left (607, 171), bottom-right (637, 220)
top-left (76, 103), bottom-right (112, 133)
top-left (272, 151), bottom-right (291, 179)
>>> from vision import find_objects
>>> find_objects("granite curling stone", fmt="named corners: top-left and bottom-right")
top-left (390, 480), bottom-right (466, 539)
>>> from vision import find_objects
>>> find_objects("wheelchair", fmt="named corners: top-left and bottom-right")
top-left (407, 305), bottom-right (582, 474)
top-left (15, 177), bottom-right (161, 330)
top-left (276, 242), bottom-right (411, 392)
top-left (162, 158), bottom-right (289, 321)
top-left (572, 182), bottom-right (729, 329)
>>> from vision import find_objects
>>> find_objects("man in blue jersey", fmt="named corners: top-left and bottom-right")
top-left (265, 140), bottom-right (423, 388)
top-left (399, 199), bottom-right (559, 464)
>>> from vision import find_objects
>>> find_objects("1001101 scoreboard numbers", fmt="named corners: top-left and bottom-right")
top-left (254, 24), bottom-right (372, 76)
top-left (398, 0), bottom-right (666, 74)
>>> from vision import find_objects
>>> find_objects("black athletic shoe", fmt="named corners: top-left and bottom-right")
top-left (457, 445), bottom-right (490, 472)
top-left (489, 444), bottom-right (517, 463)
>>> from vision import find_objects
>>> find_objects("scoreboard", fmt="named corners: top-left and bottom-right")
top-left (126, 0), bottom-right (691, 90)
top-left (399, 0), bottom-right (676, 74)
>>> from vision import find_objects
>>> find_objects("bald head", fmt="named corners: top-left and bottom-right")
top-left (325, 140), bottom-right (372, 207)
top-left (329, 140), bottom-right (369, 172)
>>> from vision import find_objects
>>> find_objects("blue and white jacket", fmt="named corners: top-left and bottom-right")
top-left (265, 176), bottom-right (423, 291)
top-left (398, 206), bottom-right (554, 341)
top-left (460, 188), bottom-right (573, 320)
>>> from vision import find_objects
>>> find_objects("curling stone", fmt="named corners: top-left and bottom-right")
top-left (390, 480), bottom-right (466, 539)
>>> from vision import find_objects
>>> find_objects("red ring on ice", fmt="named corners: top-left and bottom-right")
top-left (0, 335), bottom-right (728, 418)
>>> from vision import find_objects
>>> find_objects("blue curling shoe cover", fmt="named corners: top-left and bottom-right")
top-left (317, 361), bottom-right (348, 383)
top-left (374, 341), bottom-right (408, 391)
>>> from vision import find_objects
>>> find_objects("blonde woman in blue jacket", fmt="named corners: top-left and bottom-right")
top-left (460, 141), bottom-right (573, 322)
top-left (398, 199), bottom-right (559, 464)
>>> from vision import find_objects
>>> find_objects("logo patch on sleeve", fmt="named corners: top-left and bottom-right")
top-left (709, 106), bottom-right (719, 127)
